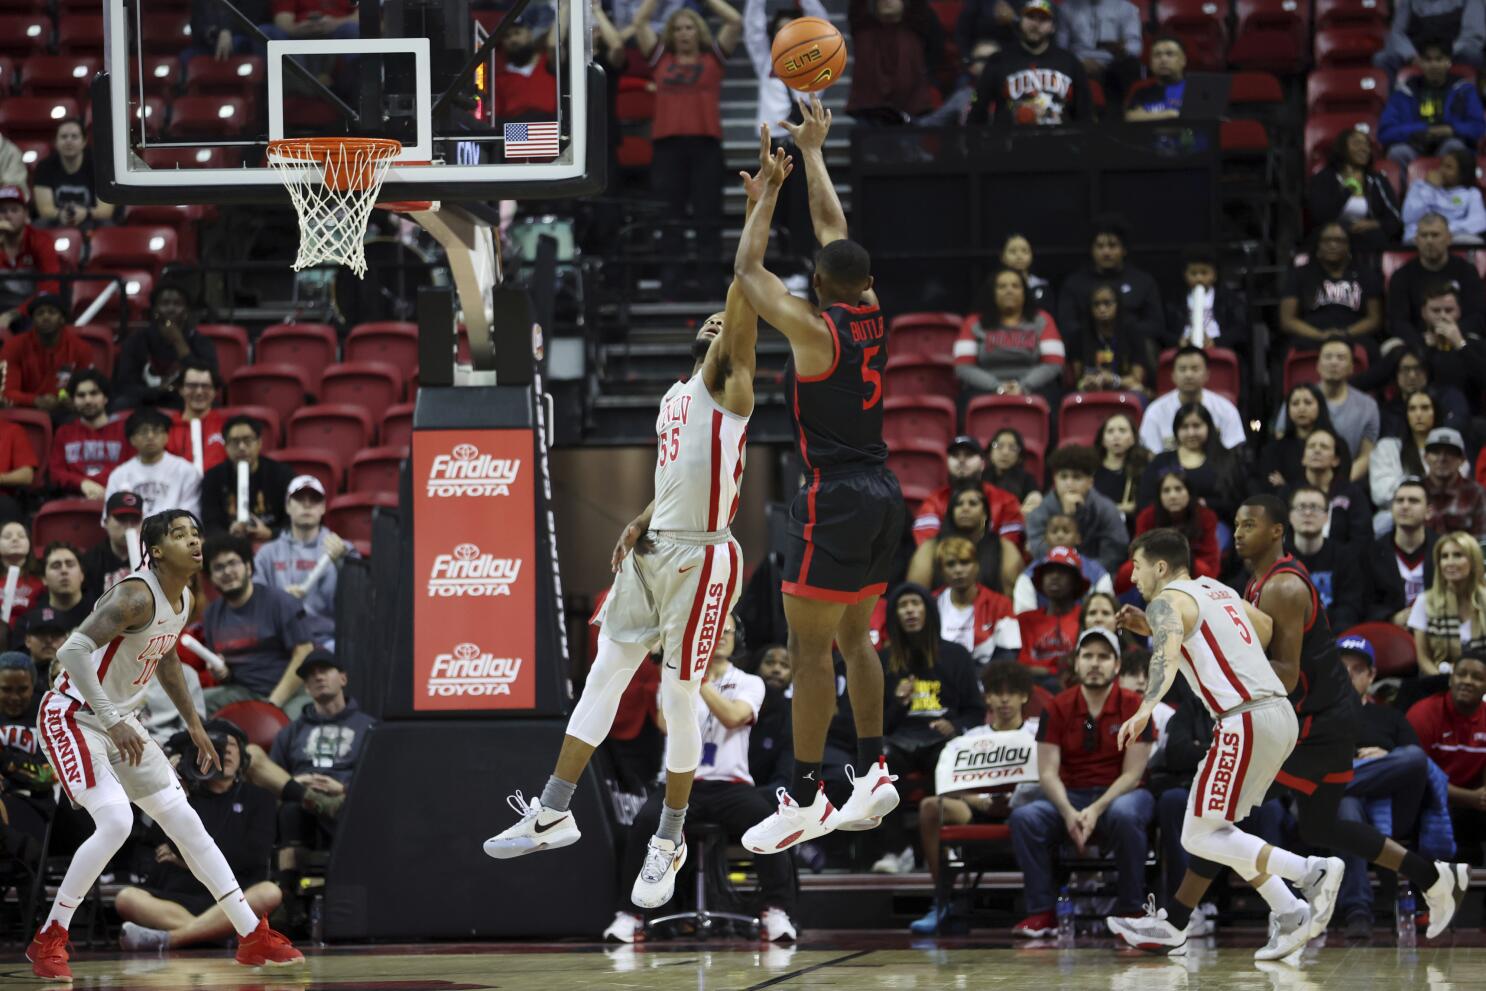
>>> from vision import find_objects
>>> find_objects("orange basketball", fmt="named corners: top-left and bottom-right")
top-left (770, 17), bottom-right (847, 93)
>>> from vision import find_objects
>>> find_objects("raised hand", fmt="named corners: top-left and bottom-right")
top-left (755, 144), bottom-right (794, 191)
top-left (739, 125), bottom-right (773, 203)
top-left (1116, 604), bottom-right (1150, 637)
top-left (780, 95), bottom-right (831, 152)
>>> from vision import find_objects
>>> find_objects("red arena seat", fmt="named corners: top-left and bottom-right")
top-left (347, 446), bottom-right (408, 496)
top-left (226, 365), bottom-right (313, 432)
top-left (0, 95), bottom-right (80, 143)
top-left (381, 403), bottom-right (414, 449)
top-left (86, 226), bottom-right (179, 278)
top-left (31, 498), bottom-right (105, 551)
top-left (889, 313), bottom-right (962, 362)
top-left (1058, 391), bottom-right (1146, 447)
top-left (273, 446), bottom-right (345, 495)
top-left (287, 404), bottom-right (376, 461)
top-left (256, 323), bottom-right (340, 390)
top-left (318, 362), bottom-right (404, 424)
top-left (883, 396), bottom-right (957, 451)
top-left (197, 324), bottom-right (251, 384)
top-left (964, 393), bottom-right (1052, 452)
top-left (327, 492), bottom-right (398, 545)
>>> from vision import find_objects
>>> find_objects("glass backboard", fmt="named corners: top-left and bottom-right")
top-left (97, 0), bottom-right (604, 204)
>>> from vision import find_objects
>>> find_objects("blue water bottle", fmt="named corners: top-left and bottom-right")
top-left (1056, 885), bottom-right (1076, 944)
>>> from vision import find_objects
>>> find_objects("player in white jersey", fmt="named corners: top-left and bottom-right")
top-left (28, 509), bottom-right (301, 981)
top-left (482, 133), bottom-right (786, 915)
top-left (1104, 528), bottom-right (1345, 962)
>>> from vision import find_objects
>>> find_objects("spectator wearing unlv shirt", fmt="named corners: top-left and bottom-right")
top-left (166, 359), bottom-right (228, 472)
top-left (954, 266), bottom-right (1065, 400)
top-left (969, 0), bottom-right (1092, 126)
top-left (49, 370), bottom-right (127, 500)
top-left (0, 185), bottom-right (61, 333)
top-left (0, 294), bottom-right (93, 411)
top-left (632, 0), bottom-right (742, 293)
top-left (1407, 654), bottom-right (1486, 864)
top-left (911, 435), bottom-right (1025, 549)
top-left (1279, 222), bottom-right (1384, 353)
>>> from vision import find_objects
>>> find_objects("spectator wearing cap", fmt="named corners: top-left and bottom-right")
top-left (269, 649), bottom-right (375, 852)
top-left (1008, 626), bottom-right (1154, 937)
top-left (1333, 634), bottom-right (1436, 933)
top-left (0, 414), bottom-right (37, 515)
top-left (0, 185), bottom-right (62, 333)
top-left (201, 534), bottom-right (315, 717)
top-left (166, 358), bottom-right (228, 472)
top-left (929, 536), bottom-right (1020, 661)
top-left (1025, 444), bottom-right (1129, 575)
top-left (103, 407), bottom-right (202, 520)
top-left (1288, 485), bottom-right (1363, 632)
top-left (254, 475), bottom-right (358, 646)
top-left (912, 436), bottom-right (1027, 550)
top-left (1138, 346), bottom-right (1247, 453)
top-left (113, 281), bottom-right (220, 411)
top-left (50, 370), bottom-right (128, 500)
top-left (82, 491), bottom-right (143, 602)
top-left (1360, 478), bottom-right (1437, 624)
top-left (0, 293), bottom-right (94, 412)
top-left (1407, 653), bottom-right (1486, 865)
top-left (970, 0), bottom-right (1094, 126)
top-left (202, 415), bottom-right (295, 539)
top-left (954, 267), bottom-right (1066, 401)
top-left (1013, 513), bottom-right (1114, 612)
top-left (21, 607), bottom-right (68, 689)
top-left (1423, 427), bottom-right (1486, 535)
top-left (1016, 546), bottom-right (1089, 689)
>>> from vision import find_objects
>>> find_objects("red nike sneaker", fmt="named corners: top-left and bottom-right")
top-left (235, 917), bottom-right (305, 967)
top-left (27, 921), bottom-right (71, 981)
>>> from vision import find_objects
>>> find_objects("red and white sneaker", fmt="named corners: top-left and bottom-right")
top-left (743, 784), bottom-right (837, 854)
top-left (235, 917), bottom-right (304, 967)
top-left (1012, 911), bottom-right (1057, 939)
top-left (829, 756), bottom-right (900, 832)
top-left (27, 921), bottom-right (71, 982)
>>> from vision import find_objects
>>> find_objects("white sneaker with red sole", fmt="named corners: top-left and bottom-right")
top-left (830, 756), bottom-right (900, 831)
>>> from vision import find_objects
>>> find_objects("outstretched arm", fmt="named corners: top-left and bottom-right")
top-left (631, 0), bottom-right (660, 56)
top-left (1118, 591), bottom-right (1191, 749)
top-left (732, 145), bottom-right (836, 372)
top-left (703, 128), bottom-right (770, 417)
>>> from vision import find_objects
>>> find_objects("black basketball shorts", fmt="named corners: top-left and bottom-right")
top-left (782, 464), bottom-right (905, 604)
top-left (1275, 704), bottom-right (1358, 796)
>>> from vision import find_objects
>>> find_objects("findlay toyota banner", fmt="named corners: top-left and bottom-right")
top-left (412, 431), bottom-right (536, 711)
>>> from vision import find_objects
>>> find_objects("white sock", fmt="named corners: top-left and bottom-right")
top-left (46, 802), bottom-right (133, 932)
top-left (1256, 875), bottom-right (1302, 915)
top-left (1261, 847), bottom-right (1313, 883)
top-left (217, 889), bottom-right (260, 937)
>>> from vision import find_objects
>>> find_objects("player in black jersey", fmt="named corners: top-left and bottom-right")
top-left (1112, 493), bottom-right (1470, 952)
top-left (733, 97), bottom-right (907, 855)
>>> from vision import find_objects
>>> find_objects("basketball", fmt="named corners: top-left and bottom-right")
top-left (770, 17), bottom-right (847, 93)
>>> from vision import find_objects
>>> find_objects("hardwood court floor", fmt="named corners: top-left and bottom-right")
top-left (3, 933), bottom-right (1483, 989)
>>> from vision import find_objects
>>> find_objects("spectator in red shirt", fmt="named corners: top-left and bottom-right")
top-left (0, 185), bottom-right (61, 333)
top-left (167, 358), bottom-right (228, 472)
top-left (1, 294), bottom-right (94, 411)
top-left (846, 0), bottom-right (944, 120)
top-left (0, 418), bottom-right (37, 516)
top-left (632, 0), bottom-right (742, 295)
top-left (1008, 627), bottom-right (1155, 936)
top-left (1114, 471), bottom-right (1220, 590)
top-left (50, 369), bottom-right (127, 500)
top-left (930, 536), bottom-right (1019, 662)
top-left (1016, 546), bottom-right (1088, 689)
top-left (912, 435), bottom-right (1026, 549)
top-left (495, 9), bottom-right (559, 120)
top-left (0, 520), bottom-right (44, 632)
top-left (1407, 654), bottom-right (1486, 864)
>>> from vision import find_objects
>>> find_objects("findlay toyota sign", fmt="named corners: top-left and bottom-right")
top-left (413, 430), bottom-right (536, 711)
top-left (934, 729), bottom-right (1039, 795)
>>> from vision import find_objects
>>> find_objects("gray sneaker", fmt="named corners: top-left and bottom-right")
top-left (119, 922), bottom-right (170, 953)
top-left (1299, 856), bottom-right (1346, 938)
top-left (1255, 903), bottom-right (1313, 961)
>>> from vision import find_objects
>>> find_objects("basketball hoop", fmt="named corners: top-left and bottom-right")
top-left (267, 137), bottom-right (402, 278)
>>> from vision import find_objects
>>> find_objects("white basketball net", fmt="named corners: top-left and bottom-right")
top-left (266, 139), bottom-right (400, 279)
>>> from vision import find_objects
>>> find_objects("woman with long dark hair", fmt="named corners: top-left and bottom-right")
top-left (985, 428), bottom-right (1042, 512)
top-left (1261, 383), bottom-right (1340, 490)
top-left (907, 483), bottom-right (1021, 595)
top-left (1137, 403), bottom-right (1247, 522)
top-left (1306, 126), bottom-right (1403, 251)
top-left (955, 267), bottom-right (1065, 399)
top-left (1073, 282), bottom-right (1152, 396)
top-left (1093, 412), bottom-right (1149, 527)
top-left (1369, 389), bottom-right (1441, 535)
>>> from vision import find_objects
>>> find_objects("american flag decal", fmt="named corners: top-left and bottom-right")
top-left (503, 122), bottom-right (560, 159)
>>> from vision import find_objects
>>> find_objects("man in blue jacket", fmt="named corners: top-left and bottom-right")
top-left (1380, 39), bottom-right (1486, 169)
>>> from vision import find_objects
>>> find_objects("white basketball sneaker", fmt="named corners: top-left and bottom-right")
top-left (1422, 862), bottom-right (1471, 938)
top-left (830, 756), bottom-right (900, 831)
top-left (631, 836), bottom-right (688, 909)
top-left (743, 785), bottom-right (837, 854)
top-left (1299, 856), bottom-right (1346, 938)
top-left (1254, 903), bottom-right (1313, 961)
top-left (482, 791), bottom-right (581, 859)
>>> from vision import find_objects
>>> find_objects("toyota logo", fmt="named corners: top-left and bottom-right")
top-left (452, 443), bottom-right (479, 461)
top-left (453, 643), bottom-right (481, 660)
top-left (453, 543), bottom-right (480, 559)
